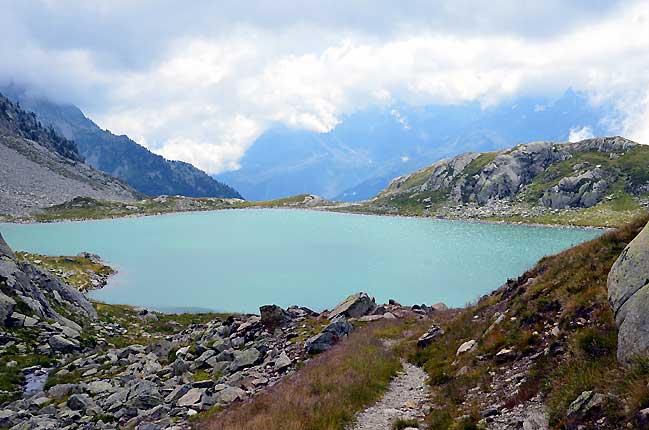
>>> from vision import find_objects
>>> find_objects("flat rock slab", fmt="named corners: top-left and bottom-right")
top-left (350, 361), bottom-right (429, 430)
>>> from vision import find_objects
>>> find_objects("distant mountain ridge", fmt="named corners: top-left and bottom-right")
top-left (0, 92), bottom-right (141, 216)
top-left (218, 90), bottom-right (618, 201)
top-left (2, 85), bottom-right (242, 199)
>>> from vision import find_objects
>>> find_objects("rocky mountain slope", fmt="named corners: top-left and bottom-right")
top-left (0, 94), bottom-right (141, 217)
top-left (2, 85), bottom-right (242, 199)
top-left (354, 136), bottom-right (649, 226)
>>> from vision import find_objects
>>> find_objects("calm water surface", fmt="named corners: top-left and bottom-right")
top-left (0, 209), bottom-right (601, 313)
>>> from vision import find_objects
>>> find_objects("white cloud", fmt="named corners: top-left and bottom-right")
top-left (569, 126), bottom-right (595, 142)
top-left (1, 0), bottom-right (648, 173)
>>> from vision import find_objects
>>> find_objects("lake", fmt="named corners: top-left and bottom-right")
top-left (0, 209), bottom-right (601, 313)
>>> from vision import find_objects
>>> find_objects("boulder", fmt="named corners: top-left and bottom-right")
top-left (48, 334), bottom-right (80, 352)
top-left (177, 388), bottom-right (206, 407)
top-left (260, 304), bottom-right (292, 328)
top-left (0, 233), bottom-right (15, 260)
top-left (523, 411), bottom-right (549, 430)
top-left (125, 380), bottom-right (163, 410)
top-left (329, 292), bottom-right (375, 320)
top-left (67, 393), bottom-right (94, 411)
top-left (0, 292), bottom-right (16, 325)
top-left (214, 386), bottom-right (246, 404)
top-left (274, 351), bottom-right (292, 370)
top-left (417, 324), bottom-right (445, 348)
top-left (565, 391), bottom-right (609, 429)
top-left (230, 348), bottom-right (261, 371)
top-left (456, 339), bottom-right (477, 355)
top-left (608, 221), bottom-right (649, 363)
top-left (305, 317), bottom-right (353, 354)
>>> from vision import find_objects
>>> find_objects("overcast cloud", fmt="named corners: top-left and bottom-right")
top-left (0, 0), bottom-right (647, 173)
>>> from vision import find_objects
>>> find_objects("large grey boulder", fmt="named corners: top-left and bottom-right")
top-left (329, 292), bottom-right (375, 320)
top-left (0, 291), bottom-right (16, 324)
top-left (259, 304), bottom-right (292, 328)
top-left (125, 380), bottom-right (163, 410)
top-left (608, 221), bottom-right (649, 363)
top-left (305, 317), bottom-right (354, 354)
top-left (230, 347), bottom-right (261, 371)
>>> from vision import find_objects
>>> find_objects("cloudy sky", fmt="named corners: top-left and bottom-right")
top-left (1, 0), bottom-right (648, 173)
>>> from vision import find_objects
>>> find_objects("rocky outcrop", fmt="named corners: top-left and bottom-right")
top-left (0, 233), bottom-right (96, 331)
top-left (608, 221), bottom-right (649, 363)
top-left (374, 136), bottom-right (645, 215)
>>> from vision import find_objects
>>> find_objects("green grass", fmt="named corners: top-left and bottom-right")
top-left (16, 252), bottom-right (114, 291)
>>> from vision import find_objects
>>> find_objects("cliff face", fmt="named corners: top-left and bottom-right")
top-left (608, 221), bottom-right (649, 363)
top-left (0, 93), bottom-right (141, 216)
top-left (376, 136), bottom-right (648, 212)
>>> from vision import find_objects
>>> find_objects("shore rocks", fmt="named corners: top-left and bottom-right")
top-left (329, 292), bottom-right (376, 319)
top-left (608, 221), bottom-right (649, 363)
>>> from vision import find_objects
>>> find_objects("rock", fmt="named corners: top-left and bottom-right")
top-left (48, 334), bottom-right (80, 352)
top-left (0, 291), bottom-right (16, 324)
top-left (495, 347), bottom-right (515, 363)
top-left (147, 339), bottom-right (173, 358)
top-left (431, 302), bottom-right (449, 312)
top-left (0, 233), bottom-right (15, 260)
top-left (67, 393), bottom-right (93, 411)
top-left (523, 411), bottom-right (549, 430)
top-left (608, 221), bottom-right (649, 363)
top-left (566, 391), bottom-right (607, 428)
top-left (329, 292), bottom-right (375, 319)
top-left (305, 317), bottom-right (354, 354)
top-left (125, 380), bottom-right (163, 410)
top-left (10, 312), bottom-right (39, 327)
top-left (637, 407), bottom-right (649, 429)
top-left (48, 383), bottom-right (81, 399)
top-left (260, 304), bottom-right (292, 328)
top-left (357, 314), bottom-right (384, 322)
top-left (230, 348), bottom-right (261, 371)
top-left (274, 351), bottom-right (291, 370)
top-left (85, 380), bottom-right (112, 395)
top-left (214, 386), bottom-right (246, 404)
top-left (177, 388), bottom-right (206, 407)
top-left (417, 324), bottom-right (445, 348)
top-left (456, 339), bottom-right (477, 355)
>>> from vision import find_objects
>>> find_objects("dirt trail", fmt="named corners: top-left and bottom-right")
top-left (350, 360), bottom-right (430, 430)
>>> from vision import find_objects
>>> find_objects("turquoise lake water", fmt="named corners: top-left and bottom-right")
top-left (0, 209), bottom-right (601, 313)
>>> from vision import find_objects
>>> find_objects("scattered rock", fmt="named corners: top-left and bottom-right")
top-left (329, 292), bottom-right (375, 319)
top-left (456, 339), bottom-right (477, 355)
top-left (417, 324), bottom-right (445, 348)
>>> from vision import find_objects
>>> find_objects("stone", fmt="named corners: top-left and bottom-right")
top-left (177, 388), bottom-right (206, 407)
top-left (147, 339), bottom-right (173, 358)
top-left (495, 347), bottom-right (515, 363)
top-left (357, 314), bottom-right (384, 322)
top-left (431, 302), bottom-right (449, 312)
top-left (417, 324), bottom-right (445, 348)
top-left (0, 291), bottom-right (16, 324)
top-left (214, 386), bottom-right (246, 404)
top-left (274, 351), bottom-right (291, 370)
top-left (305, 317), bottom-right (354, 354)
top-left (67, 393), bottom-right (93, 411)
top-left (329, 292), bottom-right (375, 319)
top-left (566, 391), bottom-right (607, 428)
top-left (523, 411), bottom-right (549, 430)
top-left (456, 339), bottom-right (477, 355)
top-left (230, 348), bottom-right (261, 371)
top-left (48, 383), bottom-right (81, 399)
top-left (608, 222), bottom-right (649, 363)
top-left (260, 304), bottom-right (292, 328)
top-left (48, 334), bottom-right (80, 352)
top-left (125, 380), bottom-right (163, 410)
top-left (85, 380), bottom-right (112, 395)
top-left (0, 233), bottom-right (15, 260)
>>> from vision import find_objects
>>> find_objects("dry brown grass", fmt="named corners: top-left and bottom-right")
top-left (195, 320), bottom-right (403, 430)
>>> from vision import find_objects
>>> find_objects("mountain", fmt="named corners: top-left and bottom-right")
top-left (2, 85), bottom-right (242, 199)
top-left (358, 136), bottom-right (649, 226)
top-left (0, 93), bottom-right (141, 216)
top-left (218, 90), bottom-right (617, 201)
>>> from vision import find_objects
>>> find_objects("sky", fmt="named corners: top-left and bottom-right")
top-left (1, 0), bottom-right (648, 174)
